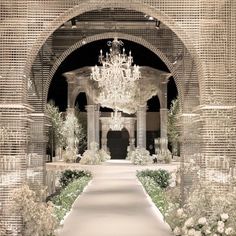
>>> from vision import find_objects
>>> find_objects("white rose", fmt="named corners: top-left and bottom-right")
top-left (220, 213), bottom-right (229, 221)
top-left (217, 226), bottom-right (224, 234)
top-left (217, 221), bottom-right (225, 228)
top-left (225, 227), bottom-right (234, 235)
top-left (177, 208), bottom-right (184, 217)
top-left (173, 227), bottom-right (181, 236)
top-left (184, 217), bottom-right (194, 228)
top-left (205, 227), bottom-right (211, 235)
top-left (194, 231), bottom-right (202, 236)
top-left (198, 217), bottom-right (207, 225)
top-left (188, 229), bottom-right (196, 236)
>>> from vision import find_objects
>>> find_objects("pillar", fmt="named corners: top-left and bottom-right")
top-left (136, 105), bottom-right (146, 148)
top-left (160, 108), bottom-right (168, 151)
top-left (160, 75), bottom-right (168, 152)
top-left (101, 127), bottom-right (109, 152)
top-left (86, 104), bottom-right (100, 149)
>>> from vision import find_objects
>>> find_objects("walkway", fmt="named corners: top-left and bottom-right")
top-left (57, 160), bottom-right (175, 236)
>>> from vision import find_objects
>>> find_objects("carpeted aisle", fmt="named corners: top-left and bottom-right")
top-left (58, 160), bottom-right (173, 236)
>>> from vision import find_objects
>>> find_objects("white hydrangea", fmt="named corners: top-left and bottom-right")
top-left (217, 221), bottom-right (225, 228)
top-left (184, 217), bottom-right (194, 228)
top-left (204, 227), bottom-right (211, 235)
top-left (220, 213), bottom-right (229, 221)
top-left (225, 227), bottom-right (234, 235)
top-left (187, 228), bottom-right (196, 236)
top-left (194, 231), bottom-right (202, 236)
top-left (198, 217), bottom-right (207, 225)
top-left (173, 227), bottom-right (181, 236)
top-left (177, 208), bottom-right (184, 217)
top-left (217, 226), bottom-right (224, 234)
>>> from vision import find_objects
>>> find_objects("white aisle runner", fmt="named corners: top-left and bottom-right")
top-left (58, 161), bottom-right (173, 236)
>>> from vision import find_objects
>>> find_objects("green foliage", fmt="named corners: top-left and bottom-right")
top-left (168, 97), bottom-right (180, 156)
top-left (137, 169), bottom-right (171, 189)
top-left (138, 176), bottom-right (169, 215)
top-left (52, 176), bottom-right (91, 222)
top-left (46, 103), bottom-right (65, 148)
top-left (59, 169), bottom-right (92, 188)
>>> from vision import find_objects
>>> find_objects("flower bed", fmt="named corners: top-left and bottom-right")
top-left (51, 175), bottom-right (92, 223)
top-left (137, 169), bottom-right (236, 236)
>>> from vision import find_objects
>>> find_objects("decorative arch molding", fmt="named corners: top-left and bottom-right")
top-left (44, 32), bottom-right (175, 106)
top-left (24, 0), bottom-right (204, 101)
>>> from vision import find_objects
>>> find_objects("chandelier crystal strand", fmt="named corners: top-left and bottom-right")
top-left (109, 109), bottom-right (125, 131)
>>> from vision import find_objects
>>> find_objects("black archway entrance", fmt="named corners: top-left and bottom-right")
top-left (107, 129), bottom-right (129, 159)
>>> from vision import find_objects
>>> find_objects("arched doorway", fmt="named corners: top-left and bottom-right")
top-left (146, 95), bottom-right (161, 154)
top-left (107, 128), bottom-right (129, 160)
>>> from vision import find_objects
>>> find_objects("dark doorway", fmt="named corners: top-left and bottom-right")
top-left (107, 129), bottom-right (129, 159)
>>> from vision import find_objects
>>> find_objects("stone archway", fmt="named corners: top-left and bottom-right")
top-left (24, 0), bottom-right (205, 99)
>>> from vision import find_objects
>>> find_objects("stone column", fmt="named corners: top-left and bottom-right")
top-left (101, 126), bottom-right (109, 152)
top-left (95, 104), bottom-right (100, 145)
top-left (160, 75), bottom-right (168, 152)
top-left (86, 105), bottom-right (99, 149)
top-left (136, 105), bottom-right (147, 148)
top-left (160, 108), bottom-right (168, 151)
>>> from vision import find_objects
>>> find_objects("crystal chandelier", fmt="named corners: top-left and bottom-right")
top-left (109, 109), bottom-right (124, 131)
top-left (91, 38), bottom-right (141, 106)
top-left (91, 38), bottom-right (141, 130)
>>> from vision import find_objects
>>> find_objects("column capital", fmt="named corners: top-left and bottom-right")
top-left (137, 104), bottom-right (147, 112)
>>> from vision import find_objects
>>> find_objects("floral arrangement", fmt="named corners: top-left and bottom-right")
top-left (170, 181), bottom-right (236, 236)
top-left (126, 145), bottom-right (135, 160)
top-left (80, 149), bottom-right (101, 165)
top-left (153, 149), bottom-right (172, 164)
top-left (80, 142), bottom-right (110, 165)
top-left (137, 165), bottom-right (236, 236)
top-left (173, 213), bottom-right (234, 236)
top-left (130, 147), bottom-right (152, 165)
top-left (11, 185), bottom-right (57, 236)
top-left (98, 149), bottom-right (111, 162)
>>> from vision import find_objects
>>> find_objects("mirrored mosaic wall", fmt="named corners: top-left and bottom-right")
top-left (0, 0), bottom-right (235, 232)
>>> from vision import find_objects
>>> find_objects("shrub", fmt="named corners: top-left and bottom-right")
top-left (11, 185), bottom-right (57, 236)
top-left (138, 176), bottom-right (169, 214)
top-left (52, 176), bottom-right (91, 223)
top-left (59, 169), bottom-right (92, 188)
top-left (137, 169), bottom-right (171, 189)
